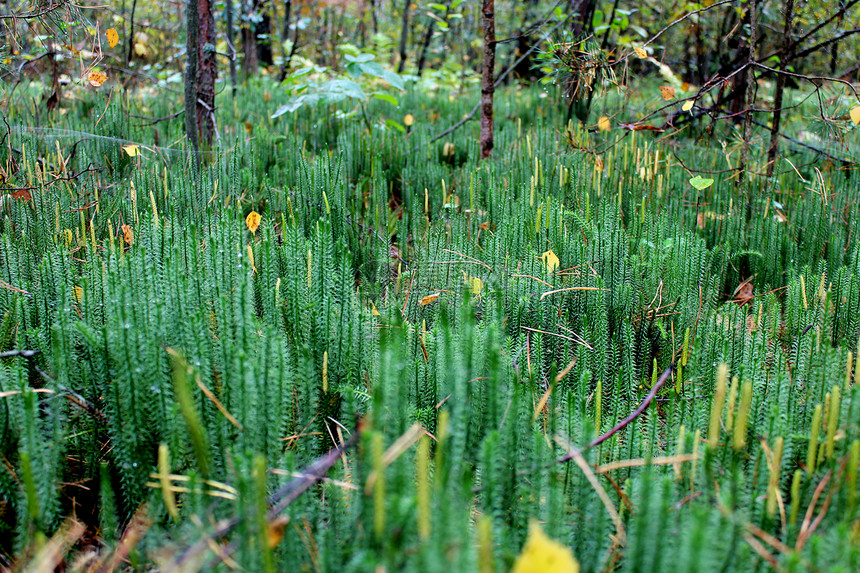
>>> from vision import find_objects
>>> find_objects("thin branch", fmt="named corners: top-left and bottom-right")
top-left (558, 364), bottom-right (674, 463)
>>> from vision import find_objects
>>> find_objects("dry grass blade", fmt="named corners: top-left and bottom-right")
top-left (595, 453), bottom-right (701, 473)
top-left (554, 434), bottom-right (626, 547)
top-left (22, 519), bottom-right (85, 573)
top-left (365, 423), bottom-right (427, 494)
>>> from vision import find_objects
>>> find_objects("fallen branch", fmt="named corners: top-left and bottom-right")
top-left (558, 364), bottom-right (674, 463)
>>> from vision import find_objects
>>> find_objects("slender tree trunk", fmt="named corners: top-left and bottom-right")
top-left (279, 0), bottom-right (292, 78)
top-left (570, 0), bottom-right (596, 37)
top-left (184, 0), bottom-right (200, 156)
top-left (197, 0), bottom-right (218, 146)
top-left (126, 0), bottom-right (138, 66)
top-left (369, 0), bottom-right (378, 36)
top-left (226, 0), bottom-right (238, 97)
top-left (396, 0), bottom-right (410, 73)
top-left (416, 22), bottom-right (436, 77)
top-left (739, 0), bottom-right (757, 185)
top-left (480, 0), bottom-right (495, 159)
top-left (766, 0), bottom-right (794, 177)
top-left (256, 0), bottom-right (273, 66)
top-left (241, 0), bottom-right (258, 77)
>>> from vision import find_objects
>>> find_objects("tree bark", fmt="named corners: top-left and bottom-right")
top-left (739, 0), bottom-right (757, 185)
top-left (279, 0), bottom-right (292, 79)
top-left (184, 0), bottom-right (199, 156)
top-left (480, 0), bottom-right (495, 159)
top-left (226, 0), bottom-right (238, 97)
top-left (255, 0), bottom-right (273, 66)
top-left (766, 0), bottom-right (794, 177)
top-left (197, 0), bottom-right (218, 146)
top-left (241, 0), bottom-right (258, 77)
top-left (396, 0), bottom-right (410, 73)
top-left (126, 0), bottom-right (138, 66)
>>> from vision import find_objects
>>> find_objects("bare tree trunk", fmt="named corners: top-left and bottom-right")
top-left (241, 0), bottom-right (258, 77)
top-left (184, 0), bottom-right (200, 157)
top-left (480, 0), bottom-right (495, 159)
top-left (256, 0), bottom-right (273, 66)
top-left (369, 0), bottom-right (378, 36)
top-left (396, 0), bottom-right (410, 73)
top-left (126, 0), bottom-right (138, 66)
top-left (766, 0), bottom-right (794, 177)
top-left (739, 0), bottom-right (757, 184)
top-left (226, 0), bottom-right (238, 97)
top-left (279, 0), bottom-right (292, 79)
top-left (197, 0), bottom-right (218, 146)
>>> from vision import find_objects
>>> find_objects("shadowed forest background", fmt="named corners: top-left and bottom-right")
top-left (1, 1), bottom-right (859, 571)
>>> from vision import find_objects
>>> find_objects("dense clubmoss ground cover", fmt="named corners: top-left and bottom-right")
top-left (1, 84), bottom-right (858, 571)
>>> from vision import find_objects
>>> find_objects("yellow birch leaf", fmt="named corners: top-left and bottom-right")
top-left (659, 85), bottom-right (675, 101)
top-left (468, 276), bottom-right (483, 295)
top-left (134, 42), bottom-right (147, 57)
top-left (73, 286), bottom-right (83, 303)
top-left (106, 28), bottom-right (119, 49)
top-left (419, 293), bottom-right (440, 306)
top-left (633, 46), bottom-right (647, 58)
top-left (122, 144), bottom-right (139, 157)
top-left (682, 100), bottom-right (694, 112)
top-left (121, 224), bottom-right (134, 246)
top-left (541, 250), bottom-right (560, 274)
top-left (370, 301), bottom-right (381, 316)
top-left (850, 106), bottom-right (860, 126)
top-left (245, 211), bottom-right (261, 234)
top-left (511, 520), bottom-right (579, 573)
top-left (403, 113), bottom-right (415, 127)
top-left (87, 70), bottom-right (107, 87)
top-left (597, 116), bottom-right (610, 132)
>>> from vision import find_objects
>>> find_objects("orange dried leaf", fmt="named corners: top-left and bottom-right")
top-left (121, 224), bottom-right (134, 246)
top-left (88, 70), bottom-right (107, 87)
top-left (106, 28), bottom-right (119, 49)
top-left (733, 280), bottom-right (754, 307)
top-left (10, 188), bottom-right (32, 201)
top-left (245, 210), bottom-right (261, 234)
top-left (659, 85), bottom-right (675, 101)
top-left (419, 293), bottom-right (440, 306)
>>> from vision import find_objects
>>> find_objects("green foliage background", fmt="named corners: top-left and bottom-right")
top-left (0, 80), bottom-right (859, 571)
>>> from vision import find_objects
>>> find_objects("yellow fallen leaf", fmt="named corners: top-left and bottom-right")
top-left (121, 224), bottom-right (134, 246)
top-left (246, 211), bottom-right (261, 234)
top-left (106, 28), bottom-right (119, 49)
top-left (88, 70), bottom-right (107, 87)
top-left (597, 116), bottom-right (610, 132)
top-left (403, 113), bottom-right (415, 127)
top-left (541, 250), bottom-right (559, 274)
top-left (73, 286), bottom-right (83, 303)
top-left (122, 144), bottom-right (139, 157)
top-left (511, 520), bottom-right (579, 573)
top-left (659, 85), bottom-right (675, 101)
top-left (464, 274), bottom-right (483, 295)
top-left (419, 293), bottom-right (440, 306)
top-left (134, 42), bottom-right (147, 57)
top-left (682, 100), bottom-right (694, 112)
top-left (850, 106), bottom-right (860, 126)
top-left (370, 301), bottom-right (380, 316)
top-left (633, 46), bottom-right (647, 58)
